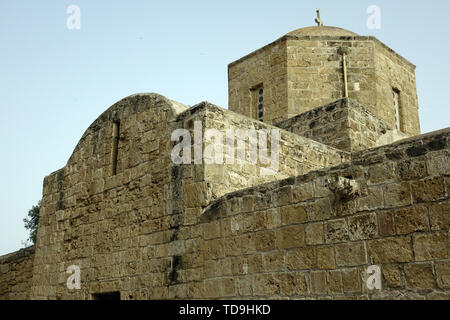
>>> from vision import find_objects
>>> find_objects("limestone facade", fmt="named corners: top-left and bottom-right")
top-left (0, 247), bottom-right (35, 300)
top-left (228, 26), bottom-right (420, 136)
top-left (0, 25), bottom-right (448, 300)
top-left (275, 98), bottom-right (406, 152)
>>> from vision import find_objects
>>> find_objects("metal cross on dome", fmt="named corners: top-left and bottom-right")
top-left (315, 9), bottom-right (324, 26)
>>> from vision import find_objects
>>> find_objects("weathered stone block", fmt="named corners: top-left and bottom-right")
top-left (203, 279), bottom-right (221, 299)
top-left (224, 234), bottom-right (254, 257)
top-left (325, 219), bottom-right (349, 243)
top-left (254, 192), bottom-right (272, 211)
top-left (411, 177), bottom-right (445, 203)
top-left (333, 198), bottom-right (358, 217)
top-left (221, 277), bottom-right (236, 297)
top-left (308, 198), bottom-right (333, 221)
top-left (184, 208), bottom-right (202, 226)
top-left (446, 176), bottom-right (450, 196)
top-left (253, 273), bottom-right (279, 296)
top-left (281, 204), bottom-right (308, 225)
top-left (203, 221), bottom-right (221, 240)
top-left (348, 213), bottom-right (378, 240)
top-left (429, 202), bottom-right (450, 231)
top-left (255, 230), bottom-right (276, 252)
top-left (286, 248), bottom-right (316, 270)
top-left (396, 158), bottom-right (427, 181)
top-left (435, 260), bottom-right (450, 289)
top-left (266, 208), bottom-right (281, 230)
top-left (187, 282), bottom-right (205, 299)
top-left (277, 225), bottom-right (305, 249)
top-left (305, 222), bottom-right (324, 245)
top-left (310, 271), bottom-right (327, 295)
top-left (247, 212), bottom-right (266, 232)
top-left (384, 183), bottom-right (412, 208)
top-left (314, 177), bottom-right (333, 198)
top-left (274, 186), bottom-right (293, 206)
top-left (230, 256), bottom-right (247, 276)
top-left (236, 276), bottom-right (252, 296)
top-left (427, 292), bottom-right (450, 300)
top-left (279, 272), bottom-right (308, 296)
top-left (244, 254), bottom-right (262, 274)
top-left (327, 270), bottom-right (343, 294)
top-left (316, 246), bottom-right (336, 270)
top-left (404, 263), bottom-right (436, 291)
top-left (216, 257), bottom-right (232, 277)
top-left (292, 183), bottom-right (314, 202)
top-left (414, 232), bottom-right (449, 261)
top-left (219, 217), bottom-right (232, 238)
top-left (368, 236), bottom-right (413, 263)
top-left (263, 252), bottom-right (284, 272)
top-left (242, 196), bottom-right (254, 213)
top-left (393, 206), bottom-right (430, 235)
top-left (382, 264), bottom-right (403, 289)
top-left (426, 151), bottom-right (450, 176)
top-left (169, 282), bottom-right (189, 299)
top-left (377, 212), bottom-right (394, 237)
top-left (231, 213), bottom-right (259, 235)
top-left (335, 242), bottom-right (367, 267)
top-left (368, 163), bottom-right (395, 185)
top-left (357, 186), bottom-right (383, 211)
top-left (184, 183), bottom-right (208, 207)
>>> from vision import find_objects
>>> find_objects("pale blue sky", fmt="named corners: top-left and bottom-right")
top-left (1, 0), bottom-right (449, 255)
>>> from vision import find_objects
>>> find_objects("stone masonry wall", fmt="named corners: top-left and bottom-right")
top-left (276, 98), bottom-right (397, 152)
top-left (181, 103), bottom-right (350, 201)
top-left (31, 93), bottom-right (191, 299)
top-left (286, 36), bottom-right (375, 119)
top-left (172, 102), bottom-right (350, 252)
top-left (0, 246), bottom-right (35, 300)
top-left (29, 94), bottom-right (347, 300)
top-left (374, 41), bottom-right (420, 136)
top-left (228, 34), bottom-right (419, 136)
top-left (228, 39), bottom-right (288, 124)
top-left (192, 128), bottom-right (449, 299)
top-left (286, 36), bottom-right (419, 136)
top-left (18, 92), bottom-right (447, 300)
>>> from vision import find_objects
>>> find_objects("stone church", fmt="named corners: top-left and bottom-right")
top-left (1, 19), bottom-right (449, 300)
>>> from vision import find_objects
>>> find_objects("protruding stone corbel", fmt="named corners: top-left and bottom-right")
top-left (327, 176), bottom-right (360, 201)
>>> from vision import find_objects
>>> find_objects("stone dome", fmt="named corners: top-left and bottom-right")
top-left (287, 26), bottom-right (359, 37)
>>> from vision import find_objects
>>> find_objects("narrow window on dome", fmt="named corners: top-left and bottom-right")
top-left (251, 84), bottom-right (264, 122)
top-left (111, 120), bottom-right (120, 175)
top-left (392, 88), bottom-right (403, 132)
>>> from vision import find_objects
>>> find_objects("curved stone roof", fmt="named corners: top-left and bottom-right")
top-left (65, 93), bottom-right (187, 167)
top-left (287, 26), bottom-right (359, 37)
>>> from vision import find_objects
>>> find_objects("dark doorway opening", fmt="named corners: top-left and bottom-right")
top-left (92, 291), bottom-right (120, 300)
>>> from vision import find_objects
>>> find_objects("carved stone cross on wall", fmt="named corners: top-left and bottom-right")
top-left (315, 9), bottom-right (324, 26)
